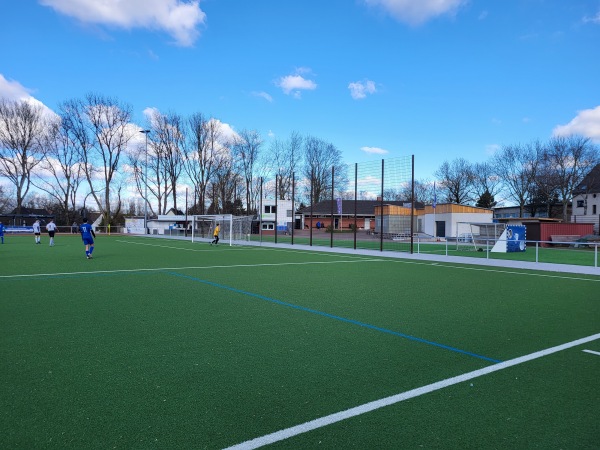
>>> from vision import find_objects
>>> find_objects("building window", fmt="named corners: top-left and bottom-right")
top-left (286, 209), bottom-right (292, 218)
top-left (264, 205), bottom-right (276, 214)
top-left (577, 200), bottom-right (584, 208)
top-left (594, 205), bottom-right (597, 215)
top-left (261, 223), bottom-right (274, 230)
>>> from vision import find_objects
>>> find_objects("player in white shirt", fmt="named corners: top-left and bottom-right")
top-left (46, 219), bottom-right (57, 246)
top-left (32, 219), bottom-right (41, 244)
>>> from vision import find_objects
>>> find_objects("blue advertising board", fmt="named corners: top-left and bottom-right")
top-left (506, 225), bottom-right (526, 252)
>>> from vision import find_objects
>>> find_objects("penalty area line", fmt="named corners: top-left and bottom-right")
top-left (583, 349), bottom-right (600, 356)
top-left (224, 332), bottom-right (600, 450)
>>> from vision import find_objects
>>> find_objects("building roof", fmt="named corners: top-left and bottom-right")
top-left (298, 200), bottom-right (423, 216)
top-left (573, 163), bottom-right (600, 195)
top-left (8, 207), bottom-right (52, 216)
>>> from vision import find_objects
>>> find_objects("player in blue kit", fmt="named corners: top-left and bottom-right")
top-left (79, 218), bottom-right (96, 259)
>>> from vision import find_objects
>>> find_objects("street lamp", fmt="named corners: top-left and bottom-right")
top-left (139, 129), bottom-right (150, 234)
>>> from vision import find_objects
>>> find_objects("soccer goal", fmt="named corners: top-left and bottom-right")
top-left (455, 222), bottom-right (507, 252)
top-left (191, 214), bottom-right (253, 245)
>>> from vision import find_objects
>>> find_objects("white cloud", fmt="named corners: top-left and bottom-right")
top-left (212, 119), bottom-right (238, 143)
top-left (553, 106), bottom-right (600, 142)
top-left (251, 91), bottom-right (273, 102)
top-left (583, 11), bottom-right (600, 24)
top-left (0, 74), bottom-right (31, 101)
top-left (348, 80), bottom-right (377, 100)
top-left (364, 0), bottom-right (467, 25)
top-left (39, 0), bottom-right (206, 47)
top-left (485, 144), bottom-right (500, 156)
top-left (361, 146), bottom-right (388, 155)
top-left (0, 73), bottom-right (57, 119)
top-left (276, 72), bottom-right (317, 98)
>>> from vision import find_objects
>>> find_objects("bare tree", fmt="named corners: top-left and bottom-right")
top-left (398, 179), bottom-right (433, 204)
top-left (0, 184), bottom-right (15, 213)
top-left (434, 158), bottom-right (474, 205)
top-left (211, 156), bottom-right (242, 214)
top-left (546, 135), bottom-right (599, 221)
top-left (232, 129), bottom-right (262, 213)
top-left (530, 151), bottom-right (561, 218)
top-left (302, 136), bottom-right (345, 203)
top-left (0, 99), bottom-right (48, 214)
top-left (269, 131), bottom-right (303, 200)
top-left (183, 114), bottom-right (229, 214)
top-left (493, 142), bottom-right (541, 217)
top-left (61, 94), bottom-right (133, 225)
top-left (472, 162), bottom-right (500, 203)
top-left (32, 114), bottom-right (85, 224)
top-left (151, 111), bottom-right (185, 213)
top-left (127, 135), bottom-right (156, 217)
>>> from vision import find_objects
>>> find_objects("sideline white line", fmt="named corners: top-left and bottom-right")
top-left (120, 239), bottom-right (600, 282)
top-left (117, 239), bottom-right (600, 283)
top-left (583, 349), bottom-right (600, 356)
top-left (0, 259), bottom-right (387, 279)
top-left (117, 239), bottom-right (371, 260)
top-left (389, 259), bottom-right (600, 283)
top-left (224, 333), bottom-right (600, 450)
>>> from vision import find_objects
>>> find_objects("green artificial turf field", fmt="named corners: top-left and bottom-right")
top-left (1, 234), bottom-right (599, 449)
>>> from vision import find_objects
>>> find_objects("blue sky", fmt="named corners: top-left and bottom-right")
top-left (1, 0), bottom-right (600, 181)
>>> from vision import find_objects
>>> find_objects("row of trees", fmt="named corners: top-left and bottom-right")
top-left (431, 136), bottom-right (599, 221)
top-left (1, 94), bottom-right (598, 226)
top-left (0, 95), bottom-right (346, 225)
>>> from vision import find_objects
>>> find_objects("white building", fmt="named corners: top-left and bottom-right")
top-left (571, 163), bottom-right (600, 234)
top-left (259, 199), bottom-right (294, 233)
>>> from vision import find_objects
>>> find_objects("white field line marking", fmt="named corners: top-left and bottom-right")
top-left (0, 259), bottom-right (386, 279)
top-left (583, 349), bottom-right (600, 356)
top-left (116, 240), bottom-right (370, 260)
top-left (389, 259), bottom-right (600, 283)
top-left (224, 333), bottom-right (600, 450)
top-left (119, 239), bottom-right (600, 282)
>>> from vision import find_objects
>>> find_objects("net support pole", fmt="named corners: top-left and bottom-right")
top-left (380, 159), bottom-right (384, 252)
top-left (410, 154), bottom-right (415, 254)
top-left (259, 178), bottom-right (263, 244)
top-left (291, 172), bottom-right (295, 246)
top-left (191, 216), bottom-right (195, 243)
top-left (309, 171), bottom-right (313, 246)
top-left (353, 163), bottom-right (357, 250)
top-left (330, 165), bottom-right (334, 248)
top-left (275, 175), bottom-right (278, 245)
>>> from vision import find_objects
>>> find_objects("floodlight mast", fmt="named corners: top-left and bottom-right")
top-left (139, 130), bottom-right (151, 234)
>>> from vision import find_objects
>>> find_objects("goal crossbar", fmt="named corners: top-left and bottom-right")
top-left (191, 215), bottom-right (253, 246)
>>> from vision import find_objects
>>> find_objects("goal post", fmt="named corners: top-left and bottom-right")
top-left (455, 222), bottom-right (507, 252)
top-left (191, 215), bottom-right (254, 245)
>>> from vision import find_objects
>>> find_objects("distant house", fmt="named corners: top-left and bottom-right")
top-left (0, 208), bottom-right (54, 227)
top-left (297, 200), bottom-right (493, 238)
top-left (571, 163), bottom-right (600, 234)
top-left (416, 203), bottom-right (493, 238)
top-left (259, 199), bottom-right (294, 234)
top-left (297, 200), bottom-right (411, 231)
top-left (493, 203), bottom-right (568, 220)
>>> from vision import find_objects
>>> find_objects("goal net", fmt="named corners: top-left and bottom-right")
top-left (455, 222), bottom-right (506, 251)
top-left (191, 215), bottom-right (253, 245)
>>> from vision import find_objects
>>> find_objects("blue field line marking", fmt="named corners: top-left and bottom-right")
top-left (165, 271), bottom-right (502, 364)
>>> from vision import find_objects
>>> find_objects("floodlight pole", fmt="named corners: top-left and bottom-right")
top-left (140, 130), bottom-right (151, 234)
